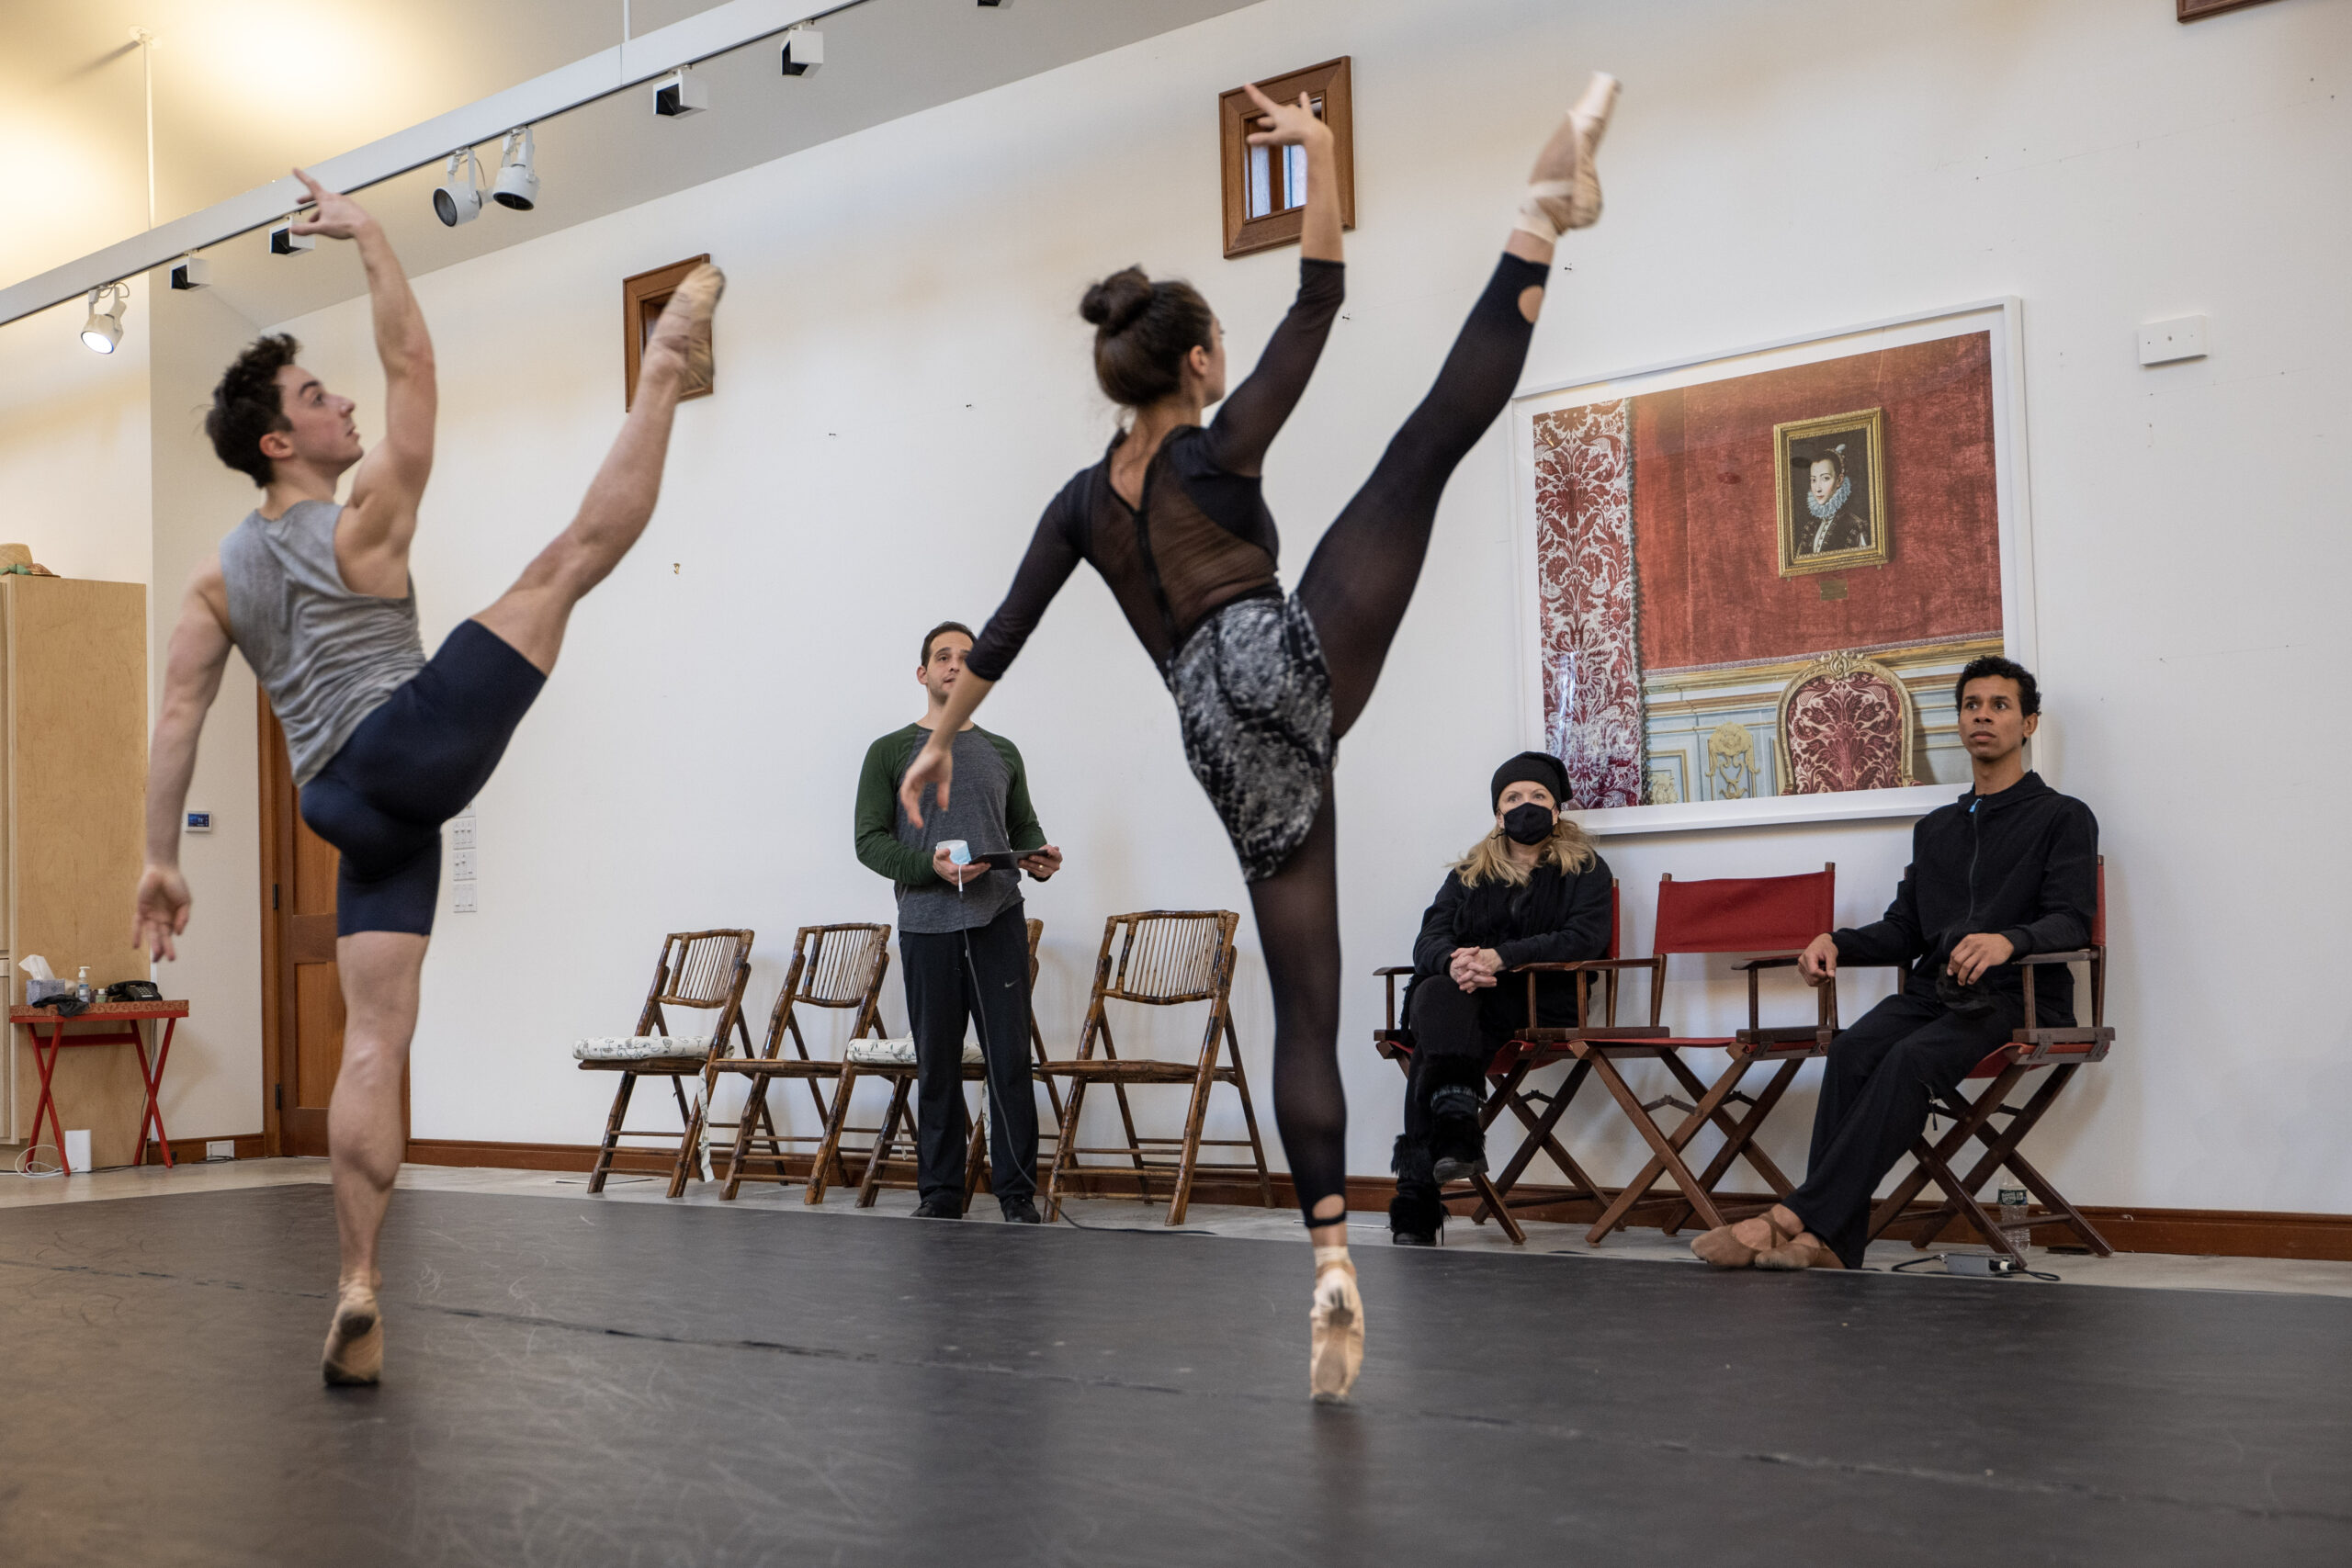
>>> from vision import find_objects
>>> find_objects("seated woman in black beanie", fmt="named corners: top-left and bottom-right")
top-left (1390, 751), bottom-right (1613, 1246)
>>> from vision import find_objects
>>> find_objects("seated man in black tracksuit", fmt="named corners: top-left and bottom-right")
top-left (1389, 752), bottom-right (1614, 1246)
top-left (1692, 656), bottom-right (2097, 1272)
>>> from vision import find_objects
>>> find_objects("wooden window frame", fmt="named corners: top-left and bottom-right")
top-left (1218, 58), bottom-right (1355, 261)
top-left (2177, 0), bottom-right (2285, 17)
top-left (622, 254), bottom-right (714, 409)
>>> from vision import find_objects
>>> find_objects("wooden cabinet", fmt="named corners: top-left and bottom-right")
top-left (1, 577), bottom-right (149, 1166)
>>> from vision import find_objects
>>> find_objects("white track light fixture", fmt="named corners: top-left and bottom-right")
top-left (653, 69), bottom-right (708, 117)
top-left (780, 28), bottom-right (823, 75)
top-left (492, 126), bottom-right (538, 211)
top-left (81, 284), bottom-right (129, 354)
top-left (169, 254), bottom-right (210, 290)
top-left (433, 148), bottom-right (484, 226)
top-left (268, 215), bottom-right (314, 254)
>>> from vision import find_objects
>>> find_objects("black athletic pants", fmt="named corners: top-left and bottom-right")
top-left (899, 903), bottom-right (1037, 1209)
top-left (1783, 987), bottom-right (2054, 1269)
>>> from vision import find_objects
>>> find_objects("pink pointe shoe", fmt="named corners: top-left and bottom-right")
top-left (1516, 72), bottom-right (1621, 240)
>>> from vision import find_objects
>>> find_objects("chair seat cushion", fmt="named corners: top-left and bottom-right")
top-left (572, 1034), bottom-right (714, 1062)
top-left (843, 1036), bottom-right (983, 1067)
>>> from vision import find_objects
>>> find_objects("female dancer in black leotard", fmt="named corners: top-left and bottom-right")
top-left (900, 75), bottom-right (1619, 1401)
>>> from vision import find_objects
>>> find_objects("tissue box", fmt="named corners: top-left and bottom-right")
top-left (26, 978), bottom-right (71, 1004)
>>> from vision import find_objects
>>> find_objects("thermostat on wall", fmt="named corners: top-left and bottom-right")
top-left (185, 810), bottom-right (213, 833)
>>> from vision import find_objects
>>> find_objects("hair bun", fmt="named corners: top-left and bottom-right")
top-left (1080, 266), bottom-right (1155, 335)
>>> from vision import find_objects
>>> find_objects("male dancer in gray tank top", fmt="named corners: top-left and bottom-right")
top-left (134, 169), bottom-right (723, 1385)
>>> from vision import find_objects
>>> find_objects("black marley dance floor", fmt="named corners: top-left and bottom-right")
top-left (2, 1184), bottom-right (2347, 1566)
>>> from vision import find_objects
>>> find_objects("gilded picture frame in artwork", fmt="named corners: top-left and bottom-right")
top-left (1774, 406), bottom-right (1889, 578)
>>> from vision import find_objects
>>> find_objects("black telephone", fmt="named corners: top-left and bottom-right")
top-left (103, 980), bottom-right (164, 1003)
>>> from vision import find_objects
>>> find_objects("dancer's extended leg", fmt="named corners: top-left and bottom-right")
top-left (317, 264), bottom-right (722, 1385)
top-left (473, 264), bottom-right (723, 674)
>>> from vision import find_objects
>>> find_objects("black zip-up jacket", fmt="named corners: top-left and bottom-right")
top-left (1406, 855), bottom-right (1615, 1025)
top-left (1833, 771), bottom-right (2097, 1014)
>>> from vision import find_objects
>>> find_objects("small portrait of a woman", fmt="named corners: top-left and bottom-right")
top-left (1388, 751), bottom-right (1613, 1247)
top-left (1774, 406), bottom-right (1889, 576)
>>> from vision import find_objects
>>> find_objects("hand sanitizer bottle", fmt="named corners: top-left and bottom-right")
top-left (75, 965), bottom-right (95, 1006)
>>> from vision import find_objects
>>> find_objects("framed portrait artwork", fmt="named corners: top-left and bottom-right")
top-left (1507, 299), bottom-right (2037, 834)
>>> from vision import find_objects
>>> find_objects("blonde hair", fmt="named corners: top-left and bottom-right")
top-left (1453, 817), bottom-right (1598, 888)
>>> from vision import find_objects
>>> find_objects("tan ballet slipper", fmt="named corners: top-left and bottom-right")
top-left (1309, 1254), bottom-right (1365, 1404)
top-left (645, 263), bottom-right (726, 391)
top-left (322, 1280), bottom-right (383, 1387)
top-left (1516, 71), bottom-right (1621, 241)
top-left (1756, 1231), bottom-right (1845, 1271)
top-left (1690, 1210), bottom-right (1792, 1269)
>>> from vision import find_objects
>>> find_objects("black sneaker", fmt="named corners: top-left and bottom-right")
top-left (1000, 1197), bottom-right (1043, 1224)
top-left (1428, 1087), bottom-right (1487, 1185)
top-left (912, 1196), bottom-right (964, 1219)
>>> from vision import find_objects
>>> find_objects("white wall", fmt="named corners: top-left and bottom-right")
top-left (0, 282), bottom-right (151, 585)
top-left (253, 0), bottom-right (2348, 1213)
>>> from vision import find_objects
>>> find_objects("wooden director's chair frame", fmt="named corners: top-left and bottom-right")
top-left (1039, 910), bottom-right (1274, 1226)
top-left (1370, 883), bottom-right (1654, 1245)
top-left (707, 923), bottom-right (892, 1201)
top-left (579, 929), bottom-right (756, 1199)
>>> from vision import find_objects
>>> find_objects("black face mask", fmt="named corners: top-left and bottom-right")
top-left (1501, 803), bottom-right (1555, 845)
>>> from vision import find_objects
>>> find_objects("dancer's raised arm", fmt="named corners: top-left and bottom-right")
top-left (288, 168), bottom-right (435, 596)
top-left (1201, 85), bottom-right (1345, 478)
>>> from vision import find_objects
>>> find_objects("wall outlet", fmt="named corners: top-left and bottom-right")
top-left (451, 881), bottom-right (478, 914)
top-left (2138, 315), bottom-right (2208, 366)
top-left (205, 1140), bottom-right (235, 1161)
top-left (451, 848), bottom-right (477, 880)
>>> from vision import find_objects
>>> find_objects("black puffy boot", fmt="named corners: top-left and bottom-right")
top-left (1388, 1134), bottom-right (1444, 1246)
top-left (1425, 1055), bottom-right (1489, 1185)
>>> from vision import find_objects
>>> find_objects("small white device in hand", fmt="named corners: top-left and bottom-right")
top-left (941, 840), bottom-right (971, 866)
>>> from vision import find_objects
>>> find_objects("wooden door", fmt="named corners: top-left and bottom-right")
top-left (259, 695), bottom-right (405, 1156)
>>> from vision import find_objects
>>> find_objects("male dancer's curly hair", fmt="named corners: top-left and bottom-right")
top-left (206, 333), bottom-right (301, 486)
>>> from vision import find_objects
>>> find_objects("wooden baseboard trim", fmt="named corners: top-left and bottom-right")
top-left (404, 1138), bottom-right (676, 1176)
top-left (390, 1141), bottom-right (2352, 1262)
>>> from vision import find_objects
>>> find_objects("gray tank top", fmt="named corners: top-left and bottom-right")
top-left (219, 500), bottom-right (425, 787)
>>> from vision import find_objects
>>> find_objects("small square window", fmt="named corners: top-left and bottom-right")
top-left (1219, 58), bottom-right (1355, 260)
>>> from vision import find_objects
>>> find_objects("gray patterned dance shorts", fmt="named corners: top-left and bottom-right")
top-left (1167, 591), bottom-right (1336, 883)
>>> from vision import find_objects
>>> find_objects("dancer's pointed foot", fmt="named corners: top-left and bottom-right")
top-left (645, 263), bottom-right (726, 390)
top-left (322, 1280), bottom-right (383, 1386)
top-left (1516, 71), bottom-right (1620, 241)
top-left (1308, 1248), bottom-right (1364, 1403)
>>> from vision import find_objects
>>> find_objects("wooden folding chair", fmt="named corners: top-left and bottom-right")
top-left (817, 919), bottom-right (1057, 1209)
top-left (1571, 867), bottom-right (1838, 1245)
top-left (1040, 910), bottom-right (1274, 1225)
top-left (707, 923), bottom-right (890, 1201)
top-left (1866, 857), bottom-right (2117, 1263)
top-left (574, 929), bottom-right (755, 1198)
top-left (1368, 883), bottom-right (1646, 1245)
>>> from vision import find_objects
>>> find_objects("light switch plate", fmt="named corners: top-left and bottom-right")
top-left (2138, 315), bottom-right (2208, 366)
top-left (451, 881), bottom-right (478, 914)
top-left (451, 849), bottom-right (477, 880)
top-left (450, 814), bottom-right (477, 851)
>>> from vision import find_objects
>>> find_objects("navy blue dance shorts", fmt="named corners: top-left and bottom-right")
top-left (298, 619), bottom-right (546, 937)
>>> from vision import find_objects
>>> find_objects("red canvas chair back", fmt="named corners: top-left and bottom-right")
top-left (1651, 865), bottom-right (1835, 957)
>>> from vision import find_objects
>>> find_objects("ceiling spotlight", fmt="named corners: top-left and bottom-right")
top-left (654, 68), bottom-right (708, 117)
top-left (492, 126), bottom-right (539, 211)
top-left (268, 215), bottom-right (314, 254)
top-left (169, 254), bottom-right (210, 290)
top-left (977, 1), bottom-right (1012, 7)
top-left (780, 28), bottom-right (823, 75)
top-left (81, 284), bottom-right (129, 355)
top-left (434, 148), bottom-right (484, 227)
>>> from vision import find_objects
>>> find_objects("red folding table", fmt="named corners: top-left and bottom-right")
top-left (12, 1000), bottom-right (190, 1174)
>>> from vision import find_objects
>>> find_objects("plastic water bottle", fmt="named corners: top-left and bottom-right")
top-left (1997, 1177), bottom-right (2030, 1257)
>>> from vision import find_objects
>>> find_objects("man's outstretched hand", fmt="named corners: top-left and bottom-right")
top-left (133, 864), bottom-right (192, 963)
top-left (288, 168), bottom-right (377, 241)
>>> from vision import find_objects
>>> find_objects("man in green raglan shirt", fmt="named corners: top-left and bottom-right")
top-left (854, 620), bottom-right (1063, 1221)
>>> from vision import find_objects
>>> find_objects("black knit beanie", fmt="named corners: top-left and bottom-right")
top-left (1490, 750), bottom-right (1571, 811)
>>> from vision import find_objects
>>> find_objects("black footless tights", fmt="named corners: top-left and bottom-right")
top-left (1251, 251), bottom-right (1550, 1225)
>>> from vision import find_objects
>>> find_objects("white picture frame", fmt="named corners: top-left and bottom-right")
top-left (1507, 298), bottom-right (2037, 837)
